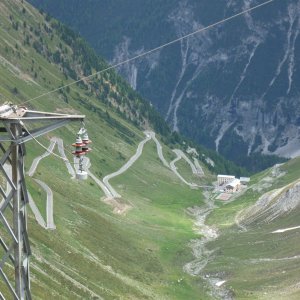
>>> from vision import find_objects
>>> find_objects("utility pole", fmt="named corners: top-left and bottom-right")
top-left (0, 104), bottom-right (84, 299)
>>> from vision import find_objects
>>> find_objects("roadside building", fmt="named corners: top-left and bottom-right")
top-left (217, 175), bottom-right (235, 186)
top-left (240, 177), bottom-right (250, 184)
top-left (225, 178), bottom-right (241, 193)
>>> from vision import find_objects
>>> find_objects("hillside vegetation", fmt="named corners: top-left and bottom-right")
top-left (28, 0), bottom-right (299, 171)
top-left (0, 1), bottom-right (217, 299)
top-left (202, 157), bottom-right (300, 299)
top-left (0, 1), bottom-right (299, 300)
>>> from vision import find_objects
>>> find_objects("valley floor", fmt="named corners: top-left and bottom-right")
top-left (19, 130), bottom-right (212, 299)
top-left (3, 129), bottom-right (300, 300)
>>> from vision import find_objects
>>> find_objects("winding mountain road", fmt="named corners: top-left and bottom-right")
top-left (28, 192), bottom-right (46, 229)
top-left (28, 139), bottom-right (56, 177)
top-left (173, 149), bottom-right (204, 176)
top-left (73, 156), bottom-right (114, 198)
top-left (27, 131), bottom-right (207, 227)
top-left (170, 153), bottom-right (198, 188)
top-left (102, 131), bottom-right (203, 198)
top-left (149, 131), bottom-right (201, 186)
top-left (57, 138), bottom-right (75, 178)
top-left (88, 171), bottom-right (113, 198)
top-left (34, 178), bottom-right (55, 229)
top-left (173, 149), bottom-right (198, 174)
top-left (27, 137), bottom-right (74, 229)
top-left (103, 133), bottom-right (152, 198)
top-left (149, 131), bottom-right (170, 168)
top-left (193, 158), bottom-right (204, 176)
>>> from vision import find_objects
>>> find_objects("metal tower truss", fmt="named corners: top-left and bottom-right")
top-left (0, 105), bottom-right (84, 300)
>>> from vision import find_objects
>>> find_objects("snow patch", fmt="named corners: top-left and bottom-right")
top-left (272, 225), bottom-right (300, 233)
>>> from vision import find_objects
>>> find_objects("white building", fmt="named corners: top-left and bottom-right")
top-left (240, 177), bottom-right (250, 184)
top-left (225, 178), bottom-right (241, 193)
top-left (217, 175), bottom-right (235, 186)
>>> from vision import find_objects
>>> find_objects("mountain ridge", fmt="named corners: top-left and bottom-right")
top-left (29, 0), bottom-right (300, 170)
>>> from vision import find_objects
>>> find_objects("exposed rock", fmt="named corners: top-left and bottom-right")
top-left (237, 181), bottom-right (300, 227)
top-left (28, 0), bottom-right (300, 164)
top-left (111, 1), bottom-right (300, 160)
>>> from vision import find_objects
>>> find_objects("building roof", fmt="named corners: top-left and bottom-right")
top-left (217, 175), bottom-right (235, 178)
top-left (226, 179), bottom-right (240, 188)
top-left (240, 177), bottom-right (250, 182)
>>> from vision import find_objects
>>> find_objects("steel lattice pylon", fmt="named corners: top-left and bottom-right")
top-left (0, 105), bottom-right (84, 299)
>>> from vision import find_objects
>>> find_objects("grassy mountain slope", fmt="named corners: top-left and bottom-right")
top-left (0, 1), bottom-right (299, 300)
top-left (26, 140), bottom-right (208, 300)
top-left (203, 157), bottom-right (300, 299)
top-left (0, 1), bottom-right (214, 299)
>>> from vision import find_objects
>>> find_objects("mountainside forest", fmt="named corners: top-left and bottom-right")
top-left (29, 0), bottom-right (300, 171)
top-left (0, 0), bottom-right (240, 299)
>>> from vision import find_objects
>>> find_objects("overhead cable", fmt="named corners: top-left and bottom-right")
top-left (22, 0), bottom-right (277, 105)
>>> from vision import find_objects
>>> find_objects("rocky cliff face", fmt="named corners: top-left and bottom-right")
top-left (29, 0), bottom-right (300, 166)
top-left (237, 180), bottom-right (300, 227)
top-left (112, 0), bottom-right (300, 161)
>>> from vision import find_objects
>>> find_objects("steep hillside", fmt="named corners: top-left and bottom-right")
top-left (199, 157), bottom-right (300, 299)
top-left (0, 1), bottom-right (236, 299)
top-left (1, 0), bottom-right (245, 176)
top-left (1, 1), bottom-right (299, 300)
top-left (29, 0), bottom-right (300, 170)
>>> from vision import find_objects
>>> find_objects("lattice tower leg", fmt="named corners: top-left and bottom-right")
top-left (0, 122), bottom-right (31, 300)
